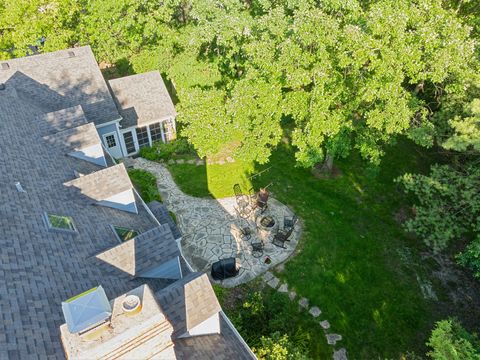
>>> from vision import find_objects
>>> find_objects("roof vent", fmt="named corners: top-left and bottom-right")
top-left (1, 62), bottom-right (9, 70)
top-left (15, 182), bottom-right (26, 193)
top-left (122, 295), bottom-right (142, 316)
top-left (68, 51), bottom-right (75, 58)
top-left (0, 83), bottom-right (5, 91)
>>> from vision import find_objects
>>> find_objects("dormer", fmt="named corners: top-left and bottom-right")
top-left (64, 164), bottom-right (138, 214)
top-left (43, 122), bottom-right (107, 167)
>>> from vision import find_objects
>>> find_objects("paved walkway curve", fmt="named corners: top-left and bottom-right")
top-left (126, 157), bottom-right (302, 287)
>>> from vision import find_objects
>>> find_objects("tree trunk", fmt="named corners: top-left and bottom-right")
top-left (320, 152), bottom-right (334, 173)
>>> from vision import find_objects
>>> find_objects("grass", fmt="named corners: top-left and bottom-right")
top-left (127, 169), bottom-right (162, 203)
top-left (165, 138), bottom-right (445, 358)
top-left (167, 160), bottom-right (254, 198)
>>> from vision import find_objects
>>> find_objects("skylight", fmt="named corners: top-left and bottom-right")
top-left (113, 226), bottom-right (138, 242)
top-left (45, 213), bottom-right (76, 232)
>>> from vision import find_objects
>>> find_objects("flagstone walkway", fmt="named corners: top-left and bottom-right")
top-left (125, 157), bottom-right (302, 287)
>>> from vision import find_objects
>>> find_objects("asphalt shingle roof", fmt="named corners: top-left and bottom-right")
top-left (156, 273), bottom-right (221, 338)
top-left (37, 105), bottom-right (88, 135)
top-left (0, 75), bottom-right (166, 359)
top-left (148, 200), bottom-right (182, 239)
top-left (42, 122), bottom-right (101, 152)
top-left (94, 225), bottom-right (180, 276)
top-left (0, 46), bottom-right (120, 125)
top-left (63, 163), bottom-right (132, 202)
top-left (108, 71), bottom-right (176, 128)
top-left (157, 273), bottom-right (255, 359)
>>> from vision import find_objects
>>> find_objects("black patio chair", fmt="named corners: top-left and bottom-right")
top-left (240, 226), bottom-right (252, 241)
top-left (284, 214), bottom-right (298, 230)
top-left (251, 242), bottom-right (263, 258)
top-left (272, 227), bottom-right (294, 248)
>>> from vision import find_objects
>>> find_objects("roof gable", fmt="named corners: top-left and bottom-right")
top-left (63, 163), bottom-right (136, 212)
top-left (94, 225), bottom-right (180, 277)
top-left (155, 273), bottom-right (221, 338)
top-left (43, 123), bottom-right (107, 167)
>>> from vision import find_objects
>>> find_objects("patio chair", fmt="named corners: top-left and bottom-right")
top-left (235, 204), bottom-right (253, 219)
top-left (254, 188), bottom-right (269, 214)
top-left (251, 242), bottom-right (263, 258)
top-left (272, 227), bottom-right (294, 248)
top-left (283, 214), bottom-right (298, 230)
top-left (234, 183), bottom-right (250, 209)
top-left (240, 226), bottom-right (252, 241)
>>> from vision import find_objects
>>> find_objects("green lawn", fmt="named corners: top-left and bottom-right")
top-left (166, 139), bottom-right (441, 358)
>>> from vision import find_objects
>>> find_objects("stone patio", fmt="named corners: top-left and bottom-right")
top-left (126, 158), bottom-right (302, 287)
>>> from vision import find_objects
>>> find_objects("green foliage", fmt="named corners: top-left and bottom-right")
top-left (442, 98), bottom-right (480, 152)
top-left (457, 236), bottom-right (480, 278)
top-left (397, 164), bottom-right (480, 252)
top-left (2, 0), bottom-right (478, 168)
top-left (127, 168), bottom-right (162, 203)
top-left (168, 210), bottom-right (177, 224)
top-left (427, 319), bottom-right (480, 360)
top-left (139, 138), bottom-right (194, 161)
top-left (0, 0), bottom-right (83, 59)
top-left (221, 287), bottom-right (324, 358)
top-left (255, 332), bottom-right (311, 360)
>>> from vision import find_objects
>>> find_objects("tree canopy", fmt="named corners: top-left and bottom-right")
top-left (427, 318), bottom-right (480, 360)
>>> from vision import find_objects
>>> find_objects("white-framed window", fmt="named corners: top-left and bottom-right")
top-left (122, 131), bottom-right (137, 154)
top-left (149, 123), bottom-right (163, 143)
top-left (111, 225), bottom-right (138, 242)
top-left (44, 212), bottom-right (77, 233)
top-left (135, 127), bottom-right (150, 148)
top-left (105, 134), bottom-right (117, 148)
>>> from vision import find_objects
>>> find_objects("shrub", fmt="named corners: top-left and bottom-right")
top-left (127, 169), bottom-right (162, 203)
top-left (457, 236), bottom-right (480, 278)
top-left (139, 138), bottom-right (194, 161)
top-left (254, 332), bottom-right (311, 360)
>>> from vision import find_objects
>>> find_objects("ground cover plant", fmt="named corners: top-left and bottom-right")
top-left (127, 168), bottom-right (162, 203)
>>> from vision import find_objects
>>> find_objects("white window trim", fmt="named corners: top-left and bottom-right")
top-left (43, 212), bottom-right (77, 234)
top-left (146, 125), bottom-right (153, 147)
top-left (109, 224), bottom-right (139, 244)
top-left (120, 128), bottom-right (140, 155)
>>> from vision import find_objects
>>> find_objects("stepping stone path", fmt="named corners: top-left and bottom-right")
top-left (298, 297), bottom-right (309, 309)
top-left (165, 157), bottom-right (234, 166)
top-left (333, 348), bottom-right (348, 360)
top-left (326, 334), bottom-right (342, 345)
top-left (320, 320), bottom-right (330, 330)
top-left (267, 276), bottom-right (280, 289)
top-left (260, 270), bottom-right (347, 359)
top-left (309, 306), bottom-right (321, 317)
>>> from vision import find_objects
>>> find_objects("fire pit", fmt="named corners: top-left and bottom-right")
top-left (259, 216), bottom-right (275, 229)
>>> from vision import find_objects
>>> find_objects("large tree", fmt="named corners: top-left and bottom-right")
top-left (0, 0), bottom-right (83, 59)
